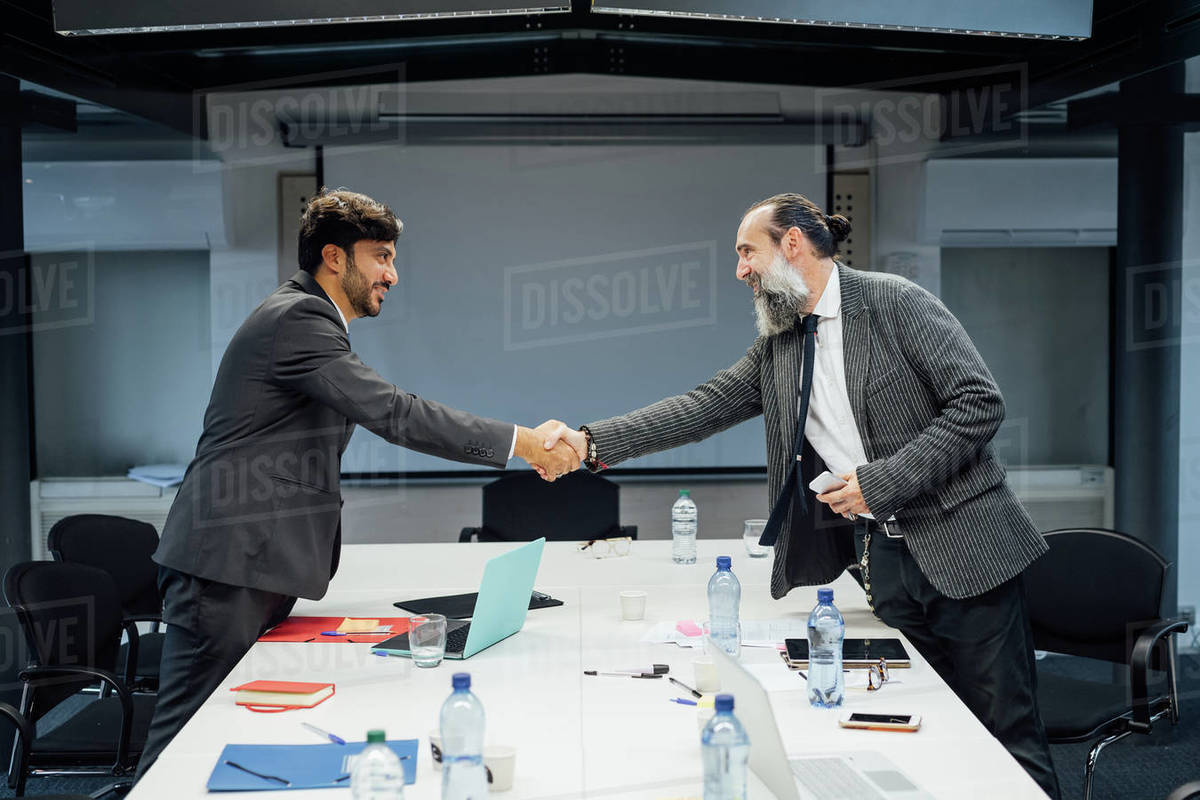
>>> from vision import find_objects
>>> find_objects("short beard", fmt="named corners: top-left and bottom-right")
top-left (752, 250), bottom-right (811, 337)
top-left (341, 251), bottom-right (380, 318)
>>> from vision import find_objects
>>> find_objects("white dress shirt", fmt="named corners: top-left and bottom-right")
top-left (802, 267), bottom-right (870, 479)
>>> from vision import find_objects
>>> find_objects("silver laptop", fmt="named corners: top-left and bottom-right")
top-left (708, 643), bottom-right (932, 800)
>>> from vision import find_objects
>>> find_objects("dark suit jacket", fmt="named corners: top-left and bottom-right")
top-left (154, 270), bottom-right (513, 600)
top-left (586, 264), bottom-right (1047, 600)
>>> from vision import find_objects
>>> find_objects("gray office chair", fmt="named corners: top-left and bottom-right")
top-left (1025, 528), bottom-right (1189, 800)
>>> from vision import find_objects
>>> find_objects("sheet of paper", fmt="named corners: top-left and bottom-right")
top-left (740, 619), bottom-right (808, 648)
top-left (640, 619), bottom-right (809, 649)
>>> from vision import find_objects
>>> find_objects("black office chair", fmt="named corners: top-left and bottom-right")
top-left (4, 562), bottom-right (156, 788)
top-left (1024, 528), bottom-right (1190, 800)
top-left (47, 515), bottom-right (164, 692)
top-left (1167, 782), bottom-right (1200, 800)
top-left (459, 470), bottom-right (638, 543)
top-left (0, 702), bottom-right (129, 799)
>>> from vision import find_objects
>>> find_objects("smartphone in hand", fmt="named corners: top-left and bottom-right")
top-left (808, 470), bottom-right (848, 495)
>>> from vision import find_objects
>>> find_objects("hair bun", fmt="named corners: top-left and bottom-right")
top-left (826, 213), bottom-right (852, 242)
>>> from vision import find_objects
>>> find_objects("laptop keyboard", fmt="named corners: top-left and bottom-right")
top-left (791, 757), bottom-right (887, 800)
top-left (446, 624), bottom-right (471, 653)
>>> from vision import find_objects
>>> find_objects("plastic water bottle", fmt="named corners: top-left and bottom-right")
top-left (707, 555), bottom-right (741, 657)
top-left (807, 587), bottom-right (845, 708)
top-left (440, 673), bottom-right (487, 800)
top-left (672, 489), bottom-right (698, 564)
top-left (701, 693), bottom-right (750, 800)
top-left (350, 729), bottom-right (405, 800)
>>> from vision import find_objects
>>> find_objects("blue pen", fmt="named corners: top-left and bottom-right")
top-left (302, 722), bottom-right (346, 745)
top-left (320, 631), bottom-right (346, 636)
top-left (669, 697), bottom-right (697, 706)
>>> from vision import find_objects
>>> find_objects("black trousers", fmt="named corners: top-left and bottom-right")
top-left (133, 567), bottom-right (296, 783)
top-left (854, 529), bottom-right (1061, 800)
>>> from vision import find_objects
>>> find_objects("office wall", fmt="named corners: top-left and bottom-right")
top-left (1179, 55), bottom-right (1200, 626)
top-left (32, 250), bottom-right (211, 475)
top-left (325, 142), bottom-right (825, 471)
top-left (940, 247), bottom-right (1109, 466)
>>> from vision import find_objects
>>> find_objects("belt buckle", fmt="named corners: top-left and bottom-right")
top-left (881, 520), bottom-right (903, 539)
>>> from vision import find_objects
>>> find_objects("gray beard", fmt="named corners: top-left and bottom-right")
top-left (752, 252), bottom-right (811, 337)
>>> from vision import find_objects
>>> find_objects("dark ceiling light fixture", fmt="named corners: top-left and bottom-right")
top-left (590, 0), bottom-right (1092, 41)
top-left (53, 1), bottom-right (570, 36)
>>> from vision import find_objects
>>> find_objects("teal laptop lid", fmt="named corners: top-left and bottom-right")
top-left (372, 537), bottom-right (545, 660)
top-left (459, 537), bottom-right (545, 658)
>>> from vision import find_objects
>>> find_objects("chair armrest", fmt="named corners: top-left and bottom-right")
top-left (620, 525), bottom-right (638, 540)
top-left (1129, 617), bottom-right (1190, 730)
top-left (17, 665), bottom-right (135, 768)
top-left (459, 527), bottom-right (482, 543)
top-left (0, 701), bottom-right (34, 796)
top-left (17, 665), bottom-right (134, 717)
top-left (120, 620), bottom-right (141, 687)
top-left (0, 702), bottom-right (34, 751)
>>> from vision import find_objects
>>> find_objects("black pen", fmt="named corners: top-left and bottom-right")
top-left (224, 760), bottom-right (290, 786)
top-left (669, 676), bottom-right (702, 699)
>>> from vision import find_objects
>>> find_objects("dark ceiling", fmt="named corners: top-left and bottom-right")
top-left (2, 0), bottom-right (1199, 138)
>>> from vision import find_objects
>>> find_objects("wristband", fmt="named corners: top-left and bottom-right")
top-left (578, 425), bottom-right (606, 470)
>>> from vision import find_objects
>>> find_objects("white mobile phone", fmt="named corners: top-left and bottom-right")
top-left (837, 712), bottom-right (922, 732)
top-left (808, 470), bottom-right (848, 494)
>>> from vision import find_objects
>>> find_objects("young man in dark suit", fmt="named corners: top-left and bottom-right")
top-left (136, 189), bottom-right (578, 781)
top-left (541, 193), bottom-right (1059, 797)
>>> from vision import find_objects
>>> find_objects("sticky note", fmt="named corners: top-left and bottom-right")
top-left (337, 618), bottom-right (380, 633)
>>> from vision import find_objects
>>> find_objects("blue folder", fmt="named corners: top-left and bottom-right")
top-left (206, 740), bottom-right (418, 791)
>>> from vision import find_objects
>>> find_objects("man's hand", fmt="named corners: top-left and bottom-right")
top-left (540, 420), bottom-right (587, 461)
top-left (514, 421), bottom-right (581, 481)
top-left (816, 471), bottom-right (871, 520)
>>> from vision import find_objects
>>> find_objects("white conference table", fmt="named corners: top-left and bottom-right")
top-left (132, 539), bottom-right (1048, 799)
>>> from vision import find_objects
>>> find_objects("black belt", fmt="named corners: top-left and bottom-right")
top-left (854, 516), bottom-right (903, 539)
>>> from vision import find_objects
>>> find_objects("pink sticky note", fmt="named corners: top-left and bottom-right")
top-left (676, 620), bottom-right (703, 637)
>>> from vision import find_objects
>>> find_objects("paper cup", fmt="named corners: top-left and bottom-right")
top-left (693, 657), bottom-right (720, 693)
top-left (429, 730), bottom-right (443, 771)
top-left (484, 745), bottom-right (516, 792)
top-left (618, 590), bottom-right (647, 621)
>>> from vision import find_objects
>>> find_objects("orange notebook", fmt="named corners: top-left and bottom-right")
top-left (230, 680), bottom-right (335, 713)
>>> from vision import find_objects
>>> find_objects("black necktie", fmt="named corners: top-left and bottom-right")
top-left (759, 313), bottom-right (820, 547)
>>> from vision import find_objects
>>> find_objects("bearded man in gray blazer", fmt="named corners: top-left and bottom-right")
top-left (543, 193), bottom-right (1059, 798)
top-left (136, 189), bottom-right (577, 781)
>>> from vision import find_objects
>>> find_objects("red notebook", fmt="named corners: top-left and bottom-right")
top-left (230, 680), bottom-right (335, 712)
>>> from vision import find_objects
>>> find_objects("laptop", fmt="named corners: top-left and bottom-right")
top-left (372, 538), bottom-right (545, 660)
top-left (708, 643), bottom-right (932, 800)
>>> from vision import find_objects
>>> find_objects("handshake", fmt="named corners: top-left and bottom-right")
top-left (513, 420), bottom-right (589, 482)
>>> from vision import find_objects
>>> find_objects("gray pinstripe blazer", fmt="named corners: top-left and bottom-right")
top-left (586, 264), bottom-right (1047, 600)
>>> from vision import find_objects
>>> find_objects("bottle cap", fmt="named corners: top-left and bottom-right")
top-left (716, 555), bottom-right (731, 570)
top-left (714, 694), bottom-right (734, 712)
top-left (679, 489), bottom-right (690, 497)
top-left (817, 587), bottom-right (834, 604)
top-left (366, 730), bottom-right (386, 743)
top-left (452, 672), bottom-right (471, 690)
